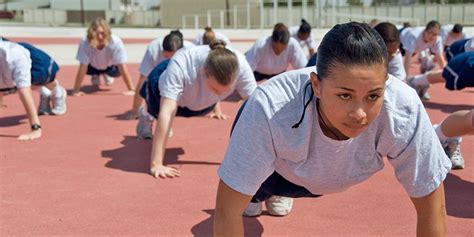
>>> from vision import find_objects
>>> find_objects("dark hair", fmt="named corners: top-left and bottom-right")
top-left (205, 40), bottom-right (239, 86)
top-left (374, 22), bottom-right (400, 44)
top-left (298, 19), bottom-right (311, 35)
top-left (425, 20), bottom-right (441, 31)
top-left (272, 23), bottom-right (290, 45)
top-left (402, 22), bottom-right (412, 28)
top-left (316, 22), bottom-right (388, 80)
top-left (452, 24), bottom-right (463, 34)
top-left (202, 26), bottom-right (216, 45)
top-left (163, 30), bottom-right (184, 52)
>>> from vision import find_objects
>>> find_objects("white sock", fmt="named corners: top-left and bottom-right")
top-left (40, 86), bottom-right (52, 97)
top-left (50, 82), bottom-right (64, 98)
top-left (411, 73), bottom-right (430, 87)
top-left (434, 124), bottom-right (448, 144)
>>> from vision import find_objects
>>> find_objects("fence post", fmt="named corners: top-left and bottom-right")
top-left (207, 10), bottom-right (211, 27)
top-left (462, 4), bottom-right (466, 24)
top-left (273, 0), bottom-right (277, 25)
top-left (247, 1), bottom-right (251, 29)
top-left (288, 0), bottom-right (293, 27)
top-left (302, 0), bottom-right (307, 20)
top-left (182, 15), bottom-right (185, 29)
top-left (220, 10), bottom-right (224, 29)
top-left (260, 0), bottom-right (264, 29)
top-left (233, 5), bottom-right (237, 29)
top-left (194, 15), bottom-right (199, 30)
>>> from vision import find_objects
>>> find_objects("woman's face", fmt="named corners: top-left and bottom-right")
top-left (311, 63), bottom-right (387, 138)
top-left (205, 71), bottom-right (233, 96)
top-left (386, 41), bottom-right (400, 61)
top-left (271, 42), bottom-right (287, 55)
top-left (423, 27), bottom-right (440, 43)
top-left (94, 26), bottom-right (107, 47)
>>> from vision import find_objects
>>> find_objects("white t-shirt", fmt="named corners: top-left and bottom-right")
top-left (440, 24), bottom-right (468, 47)
top-left (400, 27), bottom-right (443, 55)
top-left (245, 37), bottom-right (308, 75)
top-left (0, 40), bottom-right (32, 89)
top-left (158, 45), bottom-right (257, 111)
top-left (289, 26), bottom-right (317, 50)
top-left (139, 38), bottom-right (195, 77)
top-left (193, 31), bottom-right (231, 46)
top-left (219, 67), bottom-right (451, 198)
top-left (76, 34), bottom-right (127, 70)
top-left (388, 53), bottom-right (406, 80)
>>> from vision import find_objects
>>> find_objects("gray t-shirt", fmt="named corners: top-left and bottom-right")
top-left (159, 45), bottom-right (257, 111)
top-left (219, 67), bottom-right (451, 198)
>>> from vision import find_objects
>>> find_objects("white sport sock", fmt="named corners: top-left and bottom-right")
top-left (50, 82), bottom-right (64, 98)
top-left (411, 73), bottom-right (430, 87)
top-left (434, 124), bottom-right (448, 144)
top-left (40, 86), bottom-right (52, 97)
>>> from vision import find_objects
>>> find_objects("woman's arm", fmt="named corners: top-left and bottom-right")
top-left (214, 180), bottom-right (252, 237)
top-left (117, 64), bottom-right (135, 94)
top-left (128, 74), bottom-right (147, 119)
top-left (435, 53), bottom-right (447, 70)
top-left (17, 87), bottom-right (42, 141)
top-left (410, 183), bottom-right (447, 237)
top-left (150, 97), bottom-right (180, 178)
top-left (72, 64), bottom-right (88, 96)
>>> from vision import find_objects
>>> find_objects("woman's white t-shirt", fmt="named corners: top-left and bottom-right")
top-left (76, 34), bottom-right (127, 70)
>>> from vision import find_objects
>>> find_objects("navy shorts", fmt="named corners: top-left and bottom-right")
top-left (446, 38), bottom-right (469, 63)
top-left (231, 101), bottom-right (322, 203)
top-left (253, 71), bottom-right (285, 82)
top-left (31, 60), bottom-right (59, 86)
top-left (442, 51), bottom-right (474, 90)
top-left (306, 53), bottom-right (318, 67)
top-left (140, 59), bottom-right (215, 119)
top-left (86, 65), bottom-right (121, 77)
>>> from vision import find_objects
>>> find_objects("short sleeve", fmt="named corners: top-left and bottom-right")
top-left (245, 43), bottom-right (259, 71)
top-left (111, 37), bottom-right (127, 65)
top-left (12, 46), bottom-right (32, 88)
top-left (234, 55), bottom-right (257, 99)
top-left (218, 91), bottom-right (277, 195)
top-left (289, 39), bottom-right (308, 69)
top-left (388, 53), bottom-right (407, 80)
top-left (139, 46), bottom-right (155, 77)
top-left (386, 101), bottom-right (451, 198)
top-left (76, 39), bottom-right (90, 65)
top-left (158, 55), bottom-right (185, 102)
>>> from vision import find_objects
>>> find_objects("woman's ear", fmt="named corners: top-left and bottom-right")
top-left (310, 72), bottom-right (321, 98)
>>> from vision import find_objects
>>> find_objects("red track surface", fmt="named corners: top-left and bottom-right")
top-left (1, 62), bottom-right (473, 236)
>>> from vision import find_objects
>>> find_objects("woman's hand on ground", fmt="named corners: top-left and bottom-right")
top-left (18, 130), bottom-right (42, 141)
top-left (150, 165), bottom-right (181, 179)
top-left (207, 112), bottom-right (228, 120)
top-left (122, 90), bottom-right (135, 96)
top-left (72, 91), bottom-right (85, 96)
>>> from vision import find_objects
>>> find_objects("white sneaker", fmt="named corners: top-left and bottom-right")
top-left (136, 106), bottom-right (154, 139)
top-left (51, 86), bottom-right (67, 115)
top-left (408, 77), bottom-right (431, 101)
top-left (443, 137), bottom-right (464, 169)
top-left (91, 75), bottom-right (100, 85)
top-left (243, 202), bottom-right (262, 217)
top-left (38, 93), bottom-right (51, 115)
top-left (265, 196), bottom-right (293, 216)
top-left (105, 75), bottom-right (115, 86)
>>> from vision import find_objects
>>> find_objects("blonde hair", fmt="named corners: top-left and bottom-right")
top-left (87, 18), bottom-right (112, 48)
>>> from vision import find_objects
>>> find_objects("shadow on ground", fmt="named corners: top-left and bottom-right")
top-left (191, 209), bottom-right (264, 237)
top-left (423, 101), bottom-right (474, 114)
top-left (0, 114), bottom-right (26, 127)
top-left (101, 136), bottom-right (220, 174)
top-left (445, 173), bottom-right (474, 219)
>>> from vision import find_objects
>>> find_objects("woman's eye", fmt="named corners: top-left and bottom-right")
top-left (368, 94), bottom-right (380, 101)
top-left (338, 94), bottom-right (351, 100)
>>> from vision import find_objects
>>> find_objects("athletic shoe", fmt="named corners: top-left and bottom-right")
top-left (243, 202), bottom-right (262, 217)
top-left (420, 55), bottom-right (436, 73)
top-left (408, 78), bottom-right (431, 101)
top-left (443, 137), bottom-right (464, 169)
top-left (38, 93), bottom-right (51, 115)
top-left (51, 86), bottom-right (67, 115)
top-left (136, 106), bottom-right (154, 139)
top-left (265, 196), bottom-right (293, 216)
top-left (105, 75), bottom-right (115, 86)
top-left (91, 75), bottom-right (100, 85)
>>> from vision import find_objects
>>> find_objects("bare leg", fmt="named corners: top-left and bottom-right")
top-left (440, 110), bottom-right (474, 137)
